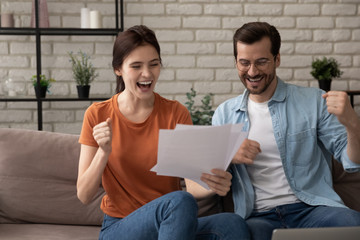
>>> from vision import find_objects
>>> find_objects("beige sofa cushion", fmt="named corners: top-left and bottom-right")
top-left (0, 128), bottom-right (104, 225)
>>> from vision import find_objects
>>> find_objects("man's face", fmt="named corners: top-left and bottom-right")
top-left (235, 37), bottom-right (280, 102)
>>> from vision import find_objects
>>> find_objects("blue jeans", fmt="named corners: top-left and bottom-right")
top-left (99, 191), bottom-right (249, 240)
top-left (246, 202), bottom-right (360, 240)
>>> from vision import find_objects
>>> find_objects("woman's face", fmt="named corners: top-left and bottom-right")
top-left (115, 44), bottom-right (161, 100)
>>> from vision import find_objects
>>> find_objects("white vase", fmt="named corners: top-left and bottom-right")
top-left (30, 0), bottom-right (49, 28)
top-left (80, 8), bottom-right (90, 28)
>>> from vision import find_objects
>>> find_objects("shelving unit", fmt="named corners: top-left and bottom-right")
top-left (0, 0), bottom-right (123, 130)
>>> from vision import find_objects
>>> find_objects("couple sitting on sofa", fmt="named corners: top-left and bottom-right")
top-left (76, 22), bottom-right (360, 240)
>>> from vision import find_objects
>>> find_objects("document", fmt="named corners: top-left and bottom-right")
top-left (151, 124), bottom-right (247, 189)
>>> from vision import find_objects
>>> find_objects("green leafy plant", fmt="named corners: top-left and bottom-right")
top-left (31, 74), bottom-right (55, 89)
top-left (68, 50), bottom-right (98, 86)
top-left (310, 57), bottom-right (343, 81)
top-left (185, 88), bottom-right (214, 125)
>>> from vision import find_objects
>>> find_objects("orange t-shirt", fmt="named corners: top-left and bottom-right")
top-left (79, 92), bottom-right (192, 218)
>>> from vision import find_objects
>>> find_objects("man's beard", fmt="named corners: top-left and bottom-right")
top-left (240, 69), bottom-right (276, 95)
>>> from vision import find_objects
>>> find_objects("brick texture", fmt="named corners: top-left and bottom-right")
top-left (0, 0), bottom-right (359, 133)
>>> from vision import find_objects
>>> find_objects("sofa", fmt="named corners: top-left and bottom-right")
top-left (0, 128), bottom-right (104, 239)
top-left (0, 128), bottom-right (359, 239)
top-left (0, 127), bottom-right (221, 239)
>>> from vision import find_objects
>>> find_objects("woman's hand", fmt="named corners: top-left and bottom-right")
top-left (77, 118), bottom-right (113, 204)
top-left (201, 169), bottom-right (233, 196)
top-left (93, 118), bottom-right (112, 154)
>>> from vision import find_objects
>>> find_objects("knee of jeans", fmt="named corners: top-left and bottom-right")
top-left (218, 213), bottom-right (247, 228)
top-left (157, 191), bottom-right (198, 226)
top-left (168, 191), bottom-right (198, 212)
top-left (203, 213), bottom-right (250, 239)
top-left (344, 209), bottom-right (360, 226)
top-left (162, 191), bottom-right (198, 216)
top-left (317, 207), bottom-right (360, 227)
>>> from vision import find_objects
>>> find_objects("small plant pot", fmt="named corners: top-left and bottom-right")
top-left (77, 85), bottom-right (90, 98)
top-left (34, 86), bottom-right (47, 98)
top-left (318, 80), bottom-right (331, 92)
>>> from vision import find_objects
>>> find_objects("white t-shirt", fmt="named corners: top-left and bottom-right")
top-left (246, 98), bottom-right (300, 212)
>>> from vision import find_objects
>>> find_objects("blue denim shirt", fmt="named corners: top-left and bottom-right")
top-left (212, 78), bottom-right (360, 219)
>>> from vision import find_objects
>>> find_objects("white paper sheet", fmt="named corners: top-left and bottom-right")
top-left (151, 123), bottom-right (247, 189)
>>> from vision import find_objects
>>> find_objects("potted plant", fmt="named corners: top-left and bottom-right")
top-left (68, 50), bottom-right (98, 98)
top-left (310, 57), bottom-right (343, 92)
top-left (31, 74), bottom-right (55, 98)
top-left (185, 88), bottom-right (214, 125)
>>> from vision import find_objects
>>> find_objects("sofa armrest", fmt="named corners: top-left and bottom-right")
top-left (0, 128), bottom-right (104, 225)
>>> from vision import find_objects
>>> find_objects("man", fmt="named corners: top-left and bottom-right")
top-left (212, 22), bottom-right (360, 240)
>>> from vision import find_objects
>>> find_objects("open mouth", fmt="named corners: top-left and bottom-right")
top-left (136, 81), bottom-right (152, 89)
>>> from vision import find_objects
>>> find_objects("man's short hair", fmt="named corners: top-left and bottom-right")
top-left (233, 22), bottom-right (281, 59)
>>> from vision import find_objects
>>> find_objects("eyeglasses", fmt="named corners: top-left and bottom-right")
top-left (237, 57), bottom-right (275, 72)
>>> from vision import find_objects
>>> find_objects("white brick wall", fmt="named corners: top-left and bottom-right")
top-left (0, 0), bottom-right (359, 134)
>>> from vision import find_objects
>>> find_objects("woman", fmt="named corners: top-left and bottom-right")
top-left (76, 25), bottom-right (249, 240)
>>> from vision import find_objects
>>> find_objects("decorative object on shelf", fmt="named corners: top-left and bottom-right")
top-left (311, 57), bottom-right (343, 92)
top-left (68, 50), bottom-right (99, 99)
top-left (1, 12), bottom-right (14, 28)
top-left (90, 10), bottom-right (101, 28)
top-left (31, 0), bottom-right (49, 28)
top-left (80, 8), bottom-right (101, 29)
top-left (3, 78), bottom-right (25, 96)
top-left (76, 85), bottom-right (91, 98)
top-left (80, 7), bottom-right (90, 28)
top-left (185, 88), bottom-right (214, 125)
top-left (31, 74), bottom-right (55, 98)
top-left (4, 78), bottom-right (17, 96)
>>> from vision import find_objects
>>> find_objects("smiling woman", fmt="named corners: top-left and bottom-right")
top-left (112, 26), bottom-right (162, 94)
